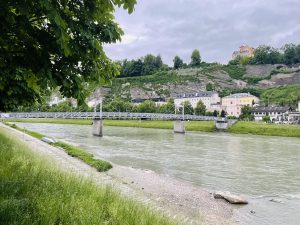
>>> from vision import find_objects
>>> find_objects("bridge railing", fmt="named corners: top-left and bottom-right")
top-left (5, 112), bottom-right (225, 122)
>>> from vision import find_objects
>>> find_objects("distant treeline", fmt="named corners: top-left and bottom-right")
top-left (116, 44), bottom-right (300, 78)
top-left (116, 49), bottom-right (202, 78)
top-left (230, 44), bottom-right (300, 66)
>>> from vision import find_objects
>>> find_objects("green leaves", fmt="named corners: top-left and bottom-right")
top-left (0, 0), bottom-right (136, 111)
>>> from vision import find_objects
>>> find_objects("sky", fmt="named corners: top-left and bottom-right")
top-left (104, 0), bottom-right (300, 65)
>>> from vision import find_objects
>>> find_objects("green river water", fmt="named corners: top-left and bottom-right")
top-left (15, 123), bottom-right (300, 225)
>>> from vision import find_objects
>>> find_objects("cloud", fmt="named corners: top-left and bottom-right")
top-left (104, 0), bottom-right (300, 65)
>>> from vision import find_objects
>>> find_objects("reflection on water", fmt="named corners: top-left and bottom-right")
top-left (16, 123), bottom-right (300, 225)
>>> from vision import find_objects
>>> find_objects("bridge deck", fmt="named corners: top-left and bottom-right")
top-left (4, 112), bottom-right (224, 121)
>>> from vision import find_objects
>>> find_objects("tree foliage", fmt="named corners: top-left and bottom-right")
top-left (173, 56), bottom-right (184, 69)
top-left (190, 49), bottom-right (201, 67)
top-left (194, 100), bottom-right (206, 115)
top-left (0, 0), bottom-right (136, 111)
top-left (179, 101), bottom-right (193, 115)
top-left (239, 105), bottom-right (254, 121)
top-left (118, 54), bottom-right (165, 77)
top-left (249, 44), bottom-right (300, 65)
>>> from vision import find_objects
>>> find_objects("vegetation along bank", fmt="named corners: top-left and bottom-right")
top-left (5, 119), bottom-right (300, 138)
top-left (0, 127), bottom-right (178, 225)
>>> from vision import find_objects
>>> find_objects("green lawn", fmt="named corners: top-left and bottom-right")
top-left (5, 118), bottom-right (300, 138)
top-left (5, 118), bottom-right (93, 125)
top-left (228, 122), bottom-right (300, 138)
top-left (0, 128), bottom-right (178, 225)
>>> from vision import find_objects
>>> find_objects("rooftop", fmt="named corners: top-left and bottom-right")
top-left (174, 91), bottom-right (218, 99)
top-left (252, 106), bottom-right (292, 113)
top-left (223, 93), bottom-right (257, 99)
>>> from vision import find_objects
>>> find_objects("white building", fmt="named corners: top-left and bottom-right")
top-left (252, 106), bottom-right (291, 122)
top-left (174, 91), bottom-right (221, 110)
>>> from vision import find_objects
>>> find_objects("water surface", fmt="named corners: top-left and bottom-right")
top-left (16, 123), bottom-right (300, 225)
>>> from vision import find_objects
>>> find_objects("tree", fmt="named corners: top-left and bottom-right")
top-left (283, 44), bottom-right (297, 65)
top-left (173, 56), bottom-right (184, 69)
top-left (0, 0), bottom-right (136, 111)
top-left (262, 116), bottom-right (271, 123)
top-left (213, 110), bottom-right (218, 117)
top-left (239, 106), bottom-right (254, 121)
top-left (103, 98), bottom-right (133, 112)
top-left (194, 100), bottom-right (206, 115)
top-left (296, 45), bottom-right (300, 63)
top-left (179, 101), bottom-right (193, 115)
top-left (250, 45), bottom-right (282, 65)
top-left (206, 83), bottom-right (215, 91)
top-left (143, 54), bottom-right (157, 75)
top-left (155, 55), bottom-right (163, 68)
top-left (220, 110), bottom-right (226, 118)
top-left (190, 49), bottom-right (201, 67)
top-left (137, 100), bottom-right (157, 113)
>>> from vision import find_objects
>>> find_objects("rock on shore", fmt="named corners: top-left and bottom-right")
top-left (213, 191), bottom-right (248, 204)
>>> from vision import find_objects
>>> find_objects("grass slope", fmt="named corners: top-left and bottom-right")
top-left (5, 123), bottom-right (112, 172)
top-left (260, 84), bottom-right (300, 107)
top-left (0, 128), bottom-right (177, 225)
top-left (6, 118), bottom-right (300, 137)
top-left (6, 119), bottom-right (216, 132)
top-left (228, 122), bottom-right (300, 138)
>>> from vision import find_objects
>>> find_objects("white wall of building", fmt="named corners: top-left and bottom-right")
top-left (174, 92), bottom-right (220, 111)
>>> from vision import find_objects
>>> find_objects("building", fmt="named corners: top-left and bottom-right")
top-left (174, 91), bottom-right (221, 111)
top-left (252, 106), bottom-right (292, 122)
top-left (232, 44), bottom-right (255, 59)
top-left (222, 93), bottom-right (259, 117)
top-left (131, 97), bottom-right (166, 106)
top-left (288, 101), bottom-right (300, 124)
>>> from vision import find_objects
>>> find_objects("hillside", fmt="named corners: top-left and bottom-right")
top-left (102, 64), bottom-right (300, 106)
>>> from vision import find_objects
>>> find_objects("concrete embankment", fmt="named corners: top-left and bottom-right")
top-left (0, 123), bottom-right (235, 225)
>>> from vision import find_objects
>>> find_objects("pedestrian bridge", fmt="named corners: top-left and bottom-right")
top-left (5, 111), bottom-right (224, 121)
top-left (2, 112), bottom-right (231, 136)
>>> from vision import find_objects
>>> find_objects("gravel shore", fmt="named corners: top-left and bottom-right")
top-left (1, 123), bottom-right (235, 225)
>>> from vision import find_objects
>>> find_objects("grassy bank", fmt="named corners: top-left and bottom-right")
top-left (228, 122), bottom-right (300, 138)
top-left (6, 118), bottom-right (216, 132)
top-left (5, 123), bottom-right (112, 172)
top-left (0, 128), bottom-right (177, 225)
top-left (6, 118), bottom-right (300, 137)
top-left (5, 118), bottom-right (93, 125)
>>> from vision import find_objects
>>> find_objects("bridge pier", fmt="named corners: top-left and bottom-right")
top-left (93, 119), bottom-right (103, 137)
top-left (215, 119), bottom-right (237, 130)
top-left (174, 120), bottom-right (185, 134)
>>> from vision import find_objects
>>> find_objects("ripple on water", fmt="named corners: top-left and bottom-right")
top-left (15, 122), bottom-right (300, 225)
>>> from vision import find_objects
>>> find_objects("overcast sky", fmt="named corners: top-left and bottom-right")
top-left (104, 0), bottom-right (300, 65)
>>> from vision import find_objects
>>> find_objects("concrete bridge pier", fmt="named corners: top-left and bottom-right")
top-left (215, 120), bottom-right (229, 130)
top-left (215, 119), bottom-right (237, 130)
top-left (174, 120), bottom-right (185, 134)
top-left (93, 119), bottom-right (103, 137)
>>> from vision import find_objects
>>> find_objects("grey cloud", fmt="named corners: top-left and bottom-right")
top-left (104, 0), bottom-right (300, 65)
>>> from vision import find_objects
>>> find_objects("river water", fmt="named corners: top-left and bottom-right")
top-left (15, 123), bottom-right (300, 225)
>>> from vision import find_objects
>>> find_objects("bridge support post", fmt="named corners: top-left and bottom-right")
top-left (215, 119), bottom-right (237, 130)
top-left (93, 119), bottom-right (103, 137)
top-left (174, 120), bottom-right (185, 134)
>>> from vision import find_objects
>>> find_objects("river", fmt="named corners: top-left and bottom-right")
top-left (15, 122), bottom-right (300, 225)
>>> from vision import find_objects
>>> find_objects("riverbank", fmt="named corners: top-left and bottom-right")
top-left (0, 126), bottom-right (176, 225)
top-left (5, 118), bottom-right (300, 137)
top-left (4, 118), bottom-right (217, 132)
top-left (5, 123), bottom-right (112, 172)
top-left (228, 121), bottom-right (300, 138)
top-left (0, 123), bottom-right (234, 225)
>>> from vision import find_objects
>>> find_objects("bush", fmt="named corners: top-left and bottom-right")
top-left (262, 116), bottom-right (271, 123)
